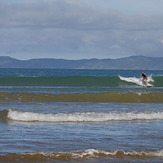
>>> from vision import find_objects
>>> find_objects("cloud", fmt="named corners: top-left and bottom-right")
top-left (2, 0), bottom-right (162, 30)
top-left (160, 39), bottom-right (163, 44)
top-left (0, 0), bottom-right (120, 29)
top-left (110, 45), bottom-right (121, 49)
top-left (0, 0), bottom-right (163, 59)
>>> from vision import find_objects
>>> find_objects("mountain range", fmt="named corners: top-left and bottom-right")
top-left (0, 56), bottom-right (163, 70)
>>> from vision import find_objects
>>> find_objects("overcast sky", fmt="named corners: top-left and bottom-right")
top-left (0, 0), bottom-right (163, 60)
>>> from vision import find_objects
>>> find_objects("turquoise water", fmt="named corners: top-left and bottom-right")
top-left (0, 69), bottom-right (163, 162)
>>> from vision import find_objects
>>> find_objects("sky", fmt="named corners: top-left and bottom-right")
top-left (0, 0), bottom-right (163, 60)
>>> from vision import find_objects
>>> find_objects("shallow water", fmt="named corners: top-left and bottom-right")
top-left (0, 69), bottom-right (163, 162)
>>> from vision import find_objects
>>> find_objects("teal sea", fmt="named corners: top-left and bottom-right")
top-left (0, 69), bottom-right (163, 163)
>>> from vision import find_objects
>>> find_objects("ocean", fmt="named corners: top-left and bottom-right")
top-left (0, 69), bottom-right (163, 163)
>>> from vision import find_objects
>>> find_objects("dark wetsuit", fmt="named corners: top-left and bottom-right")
top-left (142, 73), bottom-right (147, 80)
top-left (142, 74), bottom-right (147, 79)
top-left (141, 73), bottom-right (148, 86)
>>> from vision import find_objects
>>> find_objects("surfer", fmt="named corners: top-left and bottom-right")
top-left (141, 72), bottom-right (148, 86)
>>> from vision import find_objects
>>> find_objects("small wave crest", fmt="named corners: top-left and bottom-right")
top-left (1, 92), bottom-right (163, 103)
top-left (3, 110), bottom-right (163, 123)
top-left (0, 149), bottom-right (163, 161)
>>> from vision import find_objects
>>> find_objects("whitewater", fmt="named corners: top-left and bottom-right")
top-left (5, 109), bottom-right (163, 122)
top-left (119, 75), bottom-right (154, 87)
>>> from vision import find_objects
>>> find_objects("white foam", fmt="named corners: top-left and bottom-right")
top-left (7, 110), bottom-right (163, 122)
top-left (119, 75), bottom-right (154, 87)
top-left (21, 149), bottom-right (163, 159)
top-left (72, 149), bottom-right (163, 159)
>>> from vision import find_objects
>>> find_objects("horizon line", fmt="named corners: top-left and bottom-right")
top-left (0, 55), bottom-right (160, 61)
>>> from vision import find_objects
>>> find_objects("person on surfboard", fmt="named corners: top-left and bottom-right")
top-left (141, 72), bottom-right (148, 86)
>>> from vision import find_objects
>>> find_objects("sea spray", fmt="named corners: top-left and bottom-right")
top-left (119, 75), bottom-right (154, 87)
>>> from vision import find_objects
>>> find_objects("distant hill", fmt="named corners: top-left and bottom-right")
top-left (0, 56), bottom-right (163, 70)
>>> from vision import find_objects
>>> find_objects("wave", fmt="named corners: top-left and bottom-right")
top-left (0, 92), bottom-right (163, 103)
top-left (0, 75), bottom-right (163, 87)
top-left (0, 149), bottom-right (162, 161)
top-left (119, 75), bottom-right (154, 87)
top-left (1, 109), bottom-right (163, 123)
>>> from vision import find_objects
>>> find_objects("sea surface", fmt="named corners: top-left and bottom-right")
top-left (0, 69), bottom-right (163, 163)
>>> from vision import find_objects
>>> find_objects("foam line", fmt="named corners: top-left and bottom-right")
top-left (6, 110), bottom-right (163, 122)
top-left (0, 149), bottom-right (163, 161)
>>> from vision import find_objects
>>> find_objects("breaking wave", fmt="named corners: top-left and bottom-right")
top-left (0, 149), bottom-right (163, 161)
top-left (0, 75), bottom-right (162, 87)
top-left (1, 110), bottom-right (163, 123)
top-left (119, 75), bottom-right (154, 87)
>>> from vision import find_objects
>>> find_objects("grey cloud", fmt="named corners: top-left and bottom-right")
top-left (0, 0), bottom-right (163, 58)
top-left (2, 0), bottom-right (162, 30)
